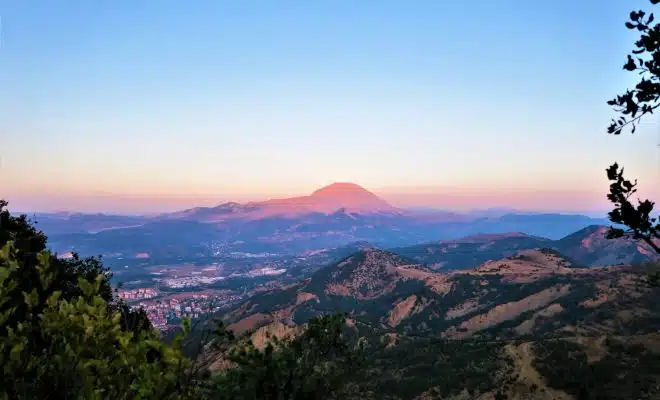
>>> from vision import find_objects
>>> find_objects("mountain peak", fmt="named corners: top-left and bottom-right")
top-left (304, 182), bottom-right (397, 213)
top-left (165, 183), bottom-right (399, 222)
top-left (311, 182), bottom-right (372, 197)
top-left (308, 248), bottom-right (422, 300)
top-left (472, 248), bottom-right (577, 281)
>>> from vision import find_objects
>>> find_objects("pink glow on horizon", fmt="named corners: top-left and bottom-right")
top-left (5, 183), bottom-right (639, 216)
top-left (379, 189), bottom-right (613, 214)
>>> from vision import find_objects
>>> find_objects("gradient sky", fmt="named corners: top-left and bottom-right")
top-left (1, 0), bottom-right (659, 214)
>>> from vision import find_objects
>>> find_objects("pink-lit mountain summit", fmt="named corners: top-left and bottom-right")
top-left (258, 182), bottom-right (399, 214)
top-left (165, 183), bottom-right (401, 222)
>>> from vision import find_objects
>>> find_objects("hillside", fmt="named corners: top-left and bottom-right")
top-left (395, 233), bottom-right (554, 270)
top-left (395, 225), bottom-right (660, 270)
top-left (223, 248), bottom-right (660, 340)
top-left (556, 225), bottom-right (660, 266)
top-left (214, 247), bottom-right (660, 399)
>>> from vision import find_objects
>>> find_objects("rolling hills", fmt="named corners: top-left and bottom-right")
top-left (223, 247), bottom-right (660, 340)
top-left (213, 245), bottom-right (660, 399)
top-left (395, 225), bottom-right (660, 270)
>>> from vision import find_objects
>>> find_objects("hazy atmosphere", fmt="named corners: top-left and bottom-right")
top-left (2, 0), bottom-right (658, 214)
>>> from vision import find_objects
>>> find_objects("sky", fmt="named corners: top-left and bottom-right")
top-left (1, 0), bottom-right (659, 214)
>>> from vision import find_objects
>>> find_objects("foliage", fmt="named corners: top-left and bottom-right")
top-left (607, 2), bottom-right (660, 136)
top-left (0, 241), bottom-right (201, 399)
top-left (352, 337), bottom-right (512, 399)
top-left (606, 164), bottom-right (660, 254)
top-left (533, 338), bottom-right (660, 399)
top-left (0, 200), bottom-right (152, 336)
top-left (212, 312), bottom-right (365, 400)
top-left (606, 1), bottom-right (660, 261)
top-left (0, 200), bottom-right (47, 256)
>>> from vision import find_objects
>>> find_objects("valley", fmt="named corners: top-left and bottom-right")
top-left (35, 184), bottom-right (658, 335)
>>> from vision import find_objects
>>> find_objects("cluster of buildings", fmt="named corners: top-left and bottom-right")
top-left (157, 275), bottom-right (226, 288)
top-left (228, 251), bottom-right (276, 259)
top-left (133, 293), bottom-right (244, 330)
top-left (151, 266), bottom-right (286, 289)
top-left (246, 267), bottom-right (287, 277)
top-left (230, 266), bottom-right (287, 278)
top-left (118, 288), bottom-right (158, 300)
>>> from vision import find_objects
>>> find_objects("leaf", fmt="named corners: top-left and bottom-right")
top-left (0, 267), bottom-right (10, 282)
top-left (10, 343), bottom-right (25, 361)
top-left (22, 290), bottom-right (39, 309)
top-left (624, 55), bottom-right (637, 71)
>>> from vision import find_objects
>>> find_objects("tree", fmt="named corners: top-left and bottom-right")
top-left (212, 312), bottom-right (365, 400)
top-left (0, 200), bottom-right (151, 335)
top-left (0, 241), bottom-right (202, 399)
top-left (606, 1), bottom-right (660, 260)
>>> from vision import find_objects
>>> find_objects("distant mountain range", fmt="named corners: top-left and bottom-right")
top-left (395, 225), bottom-right (660, 269)
top-left (27, 182), bottom-right (646, 264)
top-left (163, 182), bottom-right (402, 221)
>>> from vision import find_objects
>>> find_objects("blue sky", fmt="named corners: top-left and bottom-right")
top-left (1, 0), bottom-right (659, 213)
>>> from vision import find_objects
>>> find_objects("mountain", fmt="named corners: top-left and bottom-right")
top-left (46, 219), bottom-right (222, 261)
top-left (223, 247), bottom-right (660, 341)
top-left (28, 212), bottom-right (146, 234)
top-left (31, 183), bottom-right (620, 261)
top-left (225, 248), bottom-right (446, 333)
top-left (445, 213), bottom-right (611, 239)
top-left (282, 241), bottom-right (382, 279)
top-left (217, 246), bottom-right (660, 399)
top-left (163, 183), bottom-right (402, 223)
top-left (162, 202), bottom-right (259, 222)
top-left (555, 225), bottom-right (660, 266)
top-left (304, 248), bottom-right (430, 300)
top-left (395, 232), bottom-right (553, 270)
top-left (395, 225), bottom-right (659, 269)
top-left (465, 207), bottom-right (526, 217)
top-left (258, 182), bottom-right (401, 215)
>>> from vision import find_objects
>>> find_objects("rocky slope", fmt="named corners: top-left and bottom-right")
top-left (223, 248), bottom-right (660, 341)
top-left (214, 246), bottom-right (660, 399)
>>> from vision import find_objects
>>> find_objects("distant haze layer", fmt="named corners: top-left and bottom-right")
top-left (2, 1), bottom-right (659, 216)
top-left (5, 184), bottom-right (626, 216)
